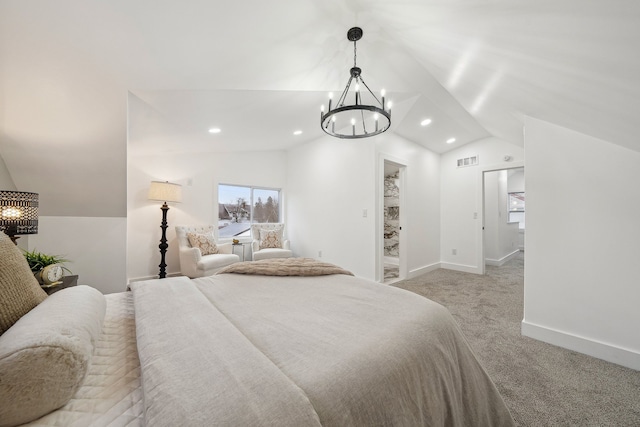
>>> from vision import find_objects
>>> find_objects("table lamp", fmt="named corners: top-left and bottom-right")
top-left (0, 190), bottom-right (39, 245)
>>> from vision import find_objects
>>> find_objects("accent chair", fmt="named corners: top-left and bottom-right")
top-left (175, 225), bottom-right (240, 278)
top-left (251, 223), bottom-right (293, 261)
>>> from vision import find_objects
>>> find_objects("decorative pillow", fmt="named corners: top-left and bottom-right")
top-left (0, 231), bottom-right (48, 335)
top-left (0, 285), bottom-right (106, 426)
top-left (259, 229), bottom-right (283, 249)
top-left (187, 232), bottom-right (219, 255)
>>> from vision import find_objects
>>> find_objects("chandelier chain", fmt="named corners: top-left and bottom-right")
top-left (353, 39), bottom-right (357, 68)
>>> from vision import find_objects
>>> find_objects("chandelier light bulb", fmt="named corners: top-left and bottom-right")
top-left (381, 89), bottom-right (386, 97)
top-left (329, 92), bottom-right (333, 99)
top-left (321, 105), bottom-right (325, 113)
top-left (351, 118), bottom-right (356, 125)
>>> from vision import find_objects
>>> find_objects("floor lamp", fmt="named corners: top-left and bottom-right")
top-left (148, 181), bottom-right (182, 279)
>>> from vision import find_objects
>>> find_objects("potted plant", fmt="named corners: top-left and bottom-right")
top-left (23, 249), bottom-right (71, 286)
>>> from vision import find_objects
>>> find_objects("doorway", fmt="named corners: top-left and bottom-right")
top-left (482, 167), bottom-right (525, 271)
top-left (380, 159), bottom-right (406, 284)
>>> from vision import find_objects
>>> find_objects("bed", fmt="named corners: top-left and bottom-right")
top-left (0, 234), bottom-right (514, 426)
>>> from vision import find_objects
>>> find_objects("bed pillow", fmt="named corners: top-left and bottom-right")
top-left (187, 232), bottom-right (219, 255)
top-left (0, 285), bottom-right (106, 426)
top-left (0, 231), bottom-right (48, 335)
top-left (259, 228), bottom-right (283, 249)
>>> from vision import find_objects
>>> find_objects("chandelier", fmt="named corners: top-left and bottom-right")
top-left (320, 27), bottom-right (391, 139)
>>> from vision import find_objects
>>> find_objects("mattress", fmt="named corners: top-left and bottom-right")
top-left (25, 292), bottom-right (143, 426)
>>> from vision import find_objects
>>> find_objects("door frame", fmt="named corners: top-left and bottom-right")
top-left (376, 153), bottom-right (408, 283)
top-left (477, 162), bottom-right (525, 274)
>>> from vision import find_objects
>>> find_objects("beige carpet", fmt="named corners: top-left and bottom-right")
top-left (393, 252), bottom-right (640, 426)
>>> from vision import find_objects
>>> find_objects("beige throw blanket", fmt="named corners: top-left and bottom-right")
top-left (216, 257), bottom-right (354, 276)
top-left (131, 274), bottom-right (514, 426)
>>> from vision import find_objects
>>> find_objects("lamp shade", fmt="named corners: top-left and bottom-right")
top-left (0, 190), bottom-right (39, 237)
top-left (148, 181), bottom-right (182, 203)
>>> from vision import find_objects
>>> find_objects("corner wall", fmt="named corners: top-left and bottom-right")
top-left (127, 150), bottom-right (288, 282)
top-left (286, 133), bottom-right (440, 280)
top-left (523, 117), bottom-right (640, 370)
top-left (440, 137), bottom-right (524, 273)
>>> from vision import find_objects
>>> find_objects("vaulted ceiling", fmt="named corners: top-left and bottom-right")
top-left (1, 0), bottom-right (639, 216)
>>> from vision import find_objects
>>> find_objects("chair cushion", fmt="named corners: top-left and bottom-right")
top-left (187, 232), bottom-right (219, 255)
top-left (0, 231), bottom-right (48, 335)
top-left (259, 229), bottom-right (283, 249)
top-left (197, 254), bottom-right (241, 270)
top-left (253, 248), bottom-right (293, 261)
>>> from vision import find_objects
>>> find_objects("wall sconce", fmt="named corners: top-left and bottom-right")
top-left (0, 190), bottom-right (39, 245)
top-left (148, 181), bottom-right (182, 279)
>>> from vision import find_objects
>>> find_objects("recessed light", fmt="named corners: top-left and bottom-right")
top-left (293, 130), bottom-right (303, 136)
top-left (420, 118), bottom-right (432, 127)
top-left (446, 138), bottom-right (456, 144)
top-left (208, 128), bottom-right (221, 134)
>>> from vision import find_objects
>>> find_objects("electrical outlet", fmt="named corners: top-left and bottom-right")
top-left (318, 250), bottom-right (322, 258)
top-left (452, 249), bottom-right (457, 255)
top-left (363, 209), bottom-right (367, 218)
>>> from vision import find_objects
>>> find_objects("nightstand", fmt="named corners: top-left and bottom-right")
top-left (44, 275), bottom-right (78, 295)
top-left (232, 242), bottom-right (250, 262)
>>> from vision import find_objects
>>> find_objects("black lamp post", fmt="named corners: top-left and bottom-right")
top-left (148, 181), bottom-right (182, 278)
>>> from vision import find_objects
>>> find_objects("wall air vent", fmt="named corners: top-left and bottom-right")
top-left (456, 155), bottom-right (479, 168)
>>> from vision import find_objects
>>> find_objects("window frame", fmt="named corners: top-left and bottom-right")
top-left (217, 183), bottom-right (281, 239)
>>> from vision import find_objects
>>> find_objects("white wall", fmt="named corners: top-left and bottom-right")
top-left (522, 117), bottom-right (640, 370)
top-left (440, 137), bottom-right (524, 273)
top-left (0, 155), bottom-right (16, 190)
top-left (127, 150), bottom-right (287, 281)
top-left (286, 132), bottom-right (440, 281)
top-left (1, 155), bottom-right (126, 293)
top-left (286, 136), bottom-right (376, 278)
top-left (27, 216), bottom-right (127, 294)
top-left (376, 134), bottom-right (441, 279)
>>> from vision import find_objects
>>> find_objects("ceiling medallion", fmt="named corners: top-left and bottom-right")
top-left (320, 27), bottom-right (391, 139)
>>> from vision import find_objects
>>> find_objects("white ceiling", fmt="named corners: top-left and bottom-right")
top-left (1, 0), bottom-right (639, 216)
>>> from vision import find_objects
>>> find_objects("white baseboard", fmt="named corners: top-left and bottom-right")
top-left (408, 262), bottom-right (441, 279)
top-left (127, 271), bottom-right (182, 285)
top-left (440, 262), bottom-right (482, 274)
top-left (522, 320), bottom-right (640, 371)
top-left (485, 249), bottom-right (520, 266)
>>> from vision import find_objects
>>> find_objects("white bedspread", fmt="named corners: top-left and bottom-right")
top-left (25, 292), bottom-right (143, 427)
top-left (131, 273), bottom-right (514, 426)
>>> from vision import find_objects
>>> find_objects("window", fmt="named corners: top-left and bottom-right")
top-left (508, 192), bottom-right (525, 229)
top-left (218, 184), bottom-right (280, 238)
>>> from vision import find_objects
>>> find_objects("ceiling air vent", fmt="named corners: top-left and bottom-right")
top-left (456, 155), bottom-right (479, 168)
